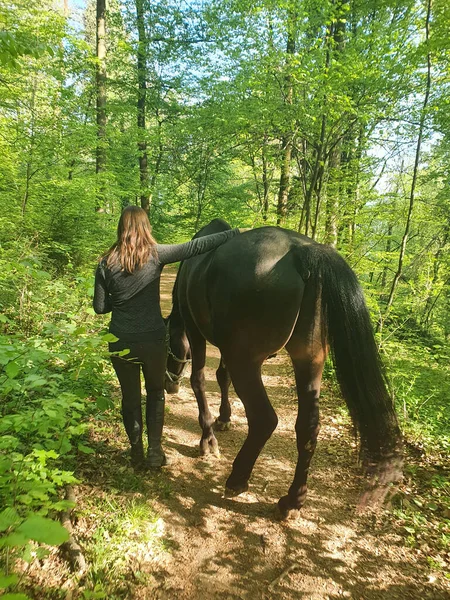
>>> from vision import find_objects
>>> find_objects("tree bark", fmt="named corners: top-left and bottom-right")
top-left (324, 0), bottom-right (347, 247)
top-left (422, 226), bottom-right (449, 328)
top-left (325, 146), bottom-right (340, 247)
top-left (135, 0), bottom-right (150, 213)
top-left (262, 136), bottom-right (270, 221)
top-left (276, 11), bottom-right (296, 226)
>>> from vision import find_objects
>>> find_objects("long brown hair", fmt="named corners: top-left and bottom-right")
top-left (104, 206), bottom-right (157, 273)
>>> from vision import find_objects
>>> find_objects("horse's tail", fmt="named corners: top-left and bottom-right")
top-left (296, 241), bottom-right (401, 467)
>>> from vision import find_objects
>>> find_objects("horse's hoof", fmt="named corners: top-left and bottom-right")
top-left (274, 504), bottom-right (302, 521)
top-left (224, 483), bottom-right (249, 498)
top-left (275, 496), bottom-right (303, 521)
top-left (214, 418), bottom-right (231, 432)
top-left (200, 437), bottom-right (220, 457)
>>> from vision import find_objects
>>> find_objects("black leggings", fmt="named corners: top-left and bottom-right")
top-left (109, 335), bottom-right (167, 446)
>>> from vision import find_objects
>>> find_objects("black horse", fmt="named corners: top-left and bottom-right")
top-left (165, 219), bottom-right (402, 518)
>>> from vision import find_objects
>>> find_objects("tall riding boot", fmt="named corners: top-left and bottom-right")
top-left (122, 408), bottom-right (145, 469)
top-left (146, 390), bottom-right (167, 468)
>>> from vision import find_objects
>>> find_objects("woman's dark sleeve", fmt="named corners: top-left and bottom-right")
top-left (157, 229), bottom-right (240, 265)
top-left (93, 264), bottom-right (112, 314)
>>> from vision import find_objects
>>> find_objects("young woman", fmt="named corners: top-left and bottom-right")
top-left (93, 206), bottom-right (240, 469)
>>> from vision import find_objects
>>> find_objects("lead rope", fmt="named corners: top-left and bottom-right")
top-left (165, 320), bottom-right (190, 384)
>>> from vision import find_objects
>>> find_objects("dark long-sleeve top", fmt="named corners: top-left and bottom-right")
top-left (93, 229), bottom-right (239, 343)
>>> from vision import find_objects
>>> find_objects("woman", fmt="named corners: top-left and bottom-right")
top-left (93, 206), bottom-right (240, 469)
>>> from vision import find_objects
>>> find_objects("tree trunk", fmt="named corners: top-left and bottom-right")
top-left (96, 0), bottom-right (107, 212)
top-left (311, 163), bottom-right (325, 239)
top-left (381, 0), bottom-right (432, 324)
top-left (380, 223), bottom-right (393, 290)
top-left (262, 137), bottom-right (270, 221)
top-left (422, 227), bottom-right (449, 328)
top-left (276, 11), bottom-right (296, 226)
top-left (301, 102), bottom-right (327, 238)
top-left (325, 146), bottom-right (340, 247)
top-left (21, 82), bottom-right (37, 216)
top-left (324, 0), bottom-right (347, 247)
top-left (277, 136), bottom-right (293, 225)
top-left (299, 9), bottom-right (336, 238)
top-left (135, 0), bottom-right (150, 213)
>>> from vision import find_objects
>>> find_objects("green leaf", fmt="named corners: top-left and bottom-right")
top-left (23, 375), bottom-right (48, 388)
top-left (0, 573), bottom-right (19, 589)
top-left (36, 547), bottom-right (50, 559)
top-left (5, 361), bottom-right (20, 379)
top-left (2, 594), bottom-right (31, 599)
top-left (78, 444), bottom-right (94, 454)
top-left (102, 333), bottom-right (119, 343)
top-left (96, 396), bottom-right (114, 411)
top-left (0, 508), bottom-right (20, 532)
top-left (0, 531), bottom-right (29, 548)
top-left (17, 516), bottom-right (69, 546)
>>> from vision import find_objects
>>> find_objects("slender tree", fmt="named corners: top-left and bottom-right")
top-left (96, 0), bottom-right (107, 211)
top-left (381, 0), bottom-right (433, 324)
top-left (276, 8), bottom-right (297, 226)
top-left (135, 0), bottom-right (150, 213)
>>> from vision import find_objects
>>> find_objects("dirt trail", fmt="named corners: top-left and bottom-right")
top-left (137, 268), bottom-right (448, 600)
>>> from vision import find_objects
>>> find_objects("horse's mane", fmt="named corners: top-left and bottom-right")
top-left (192, 218), bottom-right (231, 239)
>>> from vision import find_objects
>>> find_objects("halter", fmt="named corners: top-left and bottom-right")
top-left (165, 320), bottom-right (190, 384)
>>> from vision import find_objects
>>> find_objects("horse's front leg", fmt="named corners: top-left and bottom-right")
top-left (276, 358), bottom-right (323, 519)
top-left (188, 330), bottom-right (220, 457)
top-left (214, 356), bottom-right (232, 431)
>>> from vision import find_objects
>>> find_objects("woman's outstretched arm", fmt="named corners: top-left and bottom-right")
top-left (157, 229), bottom-right (240, 265)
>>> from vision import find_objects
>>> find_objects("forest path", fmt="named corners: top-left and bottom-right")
top-left (64, 267), bottom-right (449, 600)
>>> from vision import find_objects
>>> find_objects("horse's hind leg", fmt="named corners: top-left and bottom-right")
top-left (187, 326), bottom-right (219, 457)
top-left (214, 357), bottom-right (232, 431)
top-left (277, 351), bottom-right (324, 519)
top-left (224, 361), bottom-right (277, 495)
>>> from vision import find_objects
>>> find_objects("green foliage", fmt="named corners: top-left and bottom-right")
top-left (382, 339), bottom-right (450, 453)
top-left (82, 496), bottom-right (165, 591)
top-left (392, 464), bottom-right (450, 580)
top-left (0, 249), bottom-right (117, 594)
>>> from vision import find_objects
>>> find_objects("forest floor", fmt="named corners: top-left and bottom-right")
top-left (27, 267), bottom-right (450, 600)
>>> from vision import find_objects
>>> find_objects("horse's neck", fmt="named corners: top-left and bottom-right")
top-left (169, 278), bottom-right (185, 334)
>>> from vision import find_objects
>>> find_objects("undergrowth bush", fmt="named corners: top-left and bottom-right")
top-left (0, 250), bottom-right (115, 597)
